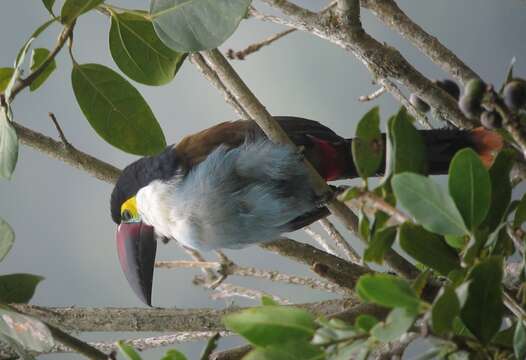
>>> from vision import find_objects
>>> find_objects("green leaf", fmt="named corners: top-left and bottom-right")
top-left (61, 0), bottom-right (105, 24)
top-left (0, 108), bottom-right (19, 180)
top-left (0, 217), bottom-right (14, 262)
top-left (261, 295), bottom-right (279, 306)
top-left (41, 0), bottom-right (56, 16)
top-left (0, 274), bottom-right (44, 303)
top-left (109, 12), bottom-right (186, 86)
top-left (363, 226), bottom-right (396, 264)
top-left (71, 63), bottom-right (166, 155)
top-left (150, 0), bottom-right (251, 52)
top-left (371, 308), bottom-right (416, 342)
top-left (385, 107), bottom-right (427, 178)
top-left (6, 38), bottom-right (34, 103)
top-left (444, 235), bottom-right (466, 250)
top-left (223, 306), bottom-right (316, 347)
top-left (412, 269), bottom-right (431, 296)
top-left (392, 173), bottom-right (467, 236)
top-left (0, 309), bottom-right (54, 352)
top-left (14, 19), bottom-right (56, 69)
top-left (29, 48), bottom-right (56, 91)
top-left (460, 256), bottom-right (504, 344)
top-left (355, 314), bottom-right (378, 332)
top-left (482, 149), bottom-right (514, 232)
top-left (356, 274), bottom-right (421, 313)
top-left (431, 286), bottom-right (460, 335)
top-left (117, 341), bottom-right (143, 360)
top-left (0, 68), bottom-right (14, 93)
top-left (161, 349), bottom-right (187, 360)
top-left (352, 107), bottom-right (383, 179)
top-left (514, 193), bottom-right (526, 228)
top-left (243, 341), bottom-right (324, 360)
top-left (398, 223), bottom-right (460, 276)
top-left (499, 57), bottom-right (515, 94)
top-left (514, 321), bottom-right (526, 360)
top-left (448, 148), bottom-right (491, 230)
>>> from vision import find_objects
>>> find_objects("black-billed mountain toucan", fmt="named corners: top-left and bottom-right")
top-left (110, 116), bottom-right (502, 305)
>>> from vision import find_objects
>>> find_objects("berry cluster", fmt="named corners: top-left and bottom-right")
top-left (409, 77), bottom-right (526, 130)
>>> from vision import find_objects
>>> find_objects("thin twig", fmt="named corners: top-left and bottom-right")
top-left (7, 23), bottom-right (75, 102)
top-left (204, 281), bottom-right (291, 304)
top-left (358, 86), bottom-right (385, 102)
top-left (319, 218), bottom-right (361, 264)
top-left (48, 112), bottom-right (72, 148)
top-left (304, 226), bottom-right (339, 256)
top-left (227, 28), bottom-right (296, 60)
top-left (189, 53), bottom-right (249, 120)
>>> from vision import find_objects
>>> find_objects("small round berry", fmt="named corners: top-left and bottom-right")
top-left (459, 94), bottom-right (483, 119)
top-left (464, 78), bottom-right (486, 100)
top-left (435, 79), bottom-right (460, 100)
top-left (503, 79), bottom-right (526, 111)
top-left (480, 111), bottom-right (502, 129)
top-left (409, 93), bottom-right (430, 113)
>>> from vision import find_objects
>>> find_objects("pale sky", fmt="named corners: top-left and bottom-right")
top-left (1, 0), bottom-right (525, 358)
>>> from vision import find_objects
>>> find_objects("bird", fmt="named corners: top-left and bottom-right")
top-left (110, 116), bottom-right (502, 305)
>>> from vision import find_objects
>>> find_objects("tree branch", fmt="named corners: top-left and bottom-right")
top-left (360, 0), bottom-right (478, 85)
top-left (13, 121), bottom-right (121, 184)
top-left (11, 299), bottom-right (355, 332)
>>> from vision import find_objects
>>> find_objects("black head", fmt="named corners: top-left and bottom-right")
top-left (110, 146), bottom-right (181, 224)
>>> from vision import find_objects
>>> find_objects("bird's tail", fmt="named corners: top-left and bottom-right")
top-left (316, 128), bottom-right (503, 180)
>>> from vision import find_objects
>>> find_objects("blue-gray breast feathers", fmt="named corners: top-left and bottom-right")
top-left (171, 140), bottom-right (317, 250)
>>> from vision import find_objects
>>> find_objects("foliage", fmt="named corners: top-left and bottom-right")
top-left (0, 1), bottom-right (525, 359)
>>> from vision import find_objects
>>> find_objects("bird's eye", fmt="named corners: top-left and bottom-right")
top-left (121, 210), bottom-right (132, 222)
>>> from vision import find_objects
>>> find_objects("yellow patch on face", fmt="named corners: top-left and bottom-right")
top-left (121, 196), bottom-right (139, 222)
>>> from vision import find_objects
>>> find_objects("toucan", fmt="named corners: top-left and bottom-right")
top-left (110, 116), bottom-right (501, 305)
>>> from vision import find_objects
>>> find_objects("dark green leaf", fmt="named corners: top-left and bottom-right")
top-left (150, 0), bottom-right (251, 52)
top-left (61, 0), bottom-right (105, 24)
top-left (41, 0), bottom-right (56, 16)
top-left (0, 68), bottom-right (14, 93)
top-left (483, 149), bottom-right (515, 232)
top-left (444, 235), bottom-right (466, 250)
top-left (448, 148), bottom-right (491, 230)
top-left (117, 341), bottom-right (142, 360)
top-left (223, 306), bottom-right (316, 347)
top-left (363, 226), bottom-right (396, 264)
top-left (412, 269), bottom-right (431, 296)
top-left (243, 341), bottom-right (324, 360)
top-left (71, 63), bottom-right (166, 155)
top-left (358, 210), bottom-right (370, 241)
top-left (109, 12), bottom-right (186, 86)
top-left (161, 349), bottom-right (187, 360)
top-left (14, 19), bottom-right (56, 67)
top-left (493, 326), bottom-right (514, 348)
top-left (460, 256), bottom-right (504, 344)
top-left (514, 321), bottom-right (526, 360)
top-left (0, 109), bottom-right (19, 180)
top-left (392, 173), bottom-right (467, 236)
top-left (0, 309), bottom-right (54, 352)
top-left (356, 274), bottom-right (421, 313)
top-left (399, 223), bottom-right (460, 276)
top-left (29, 48), bottom-right (56, 91)
top-left (355, 314), bottom-right (378, 332)
top-left (352, 107), bottom-right (383, 179)
top-left (371, 308), bottom-right (416, 342)
top-left (514, 193), bottom-right (526, 228)
top-left (431, 286), bottom-right (460, 335)
top-left (0, 217), bottom-right (14, 262)
top-left (385, 107), bottom-right (427, 178)
top-left (0, 274), bottom-right (44, 303)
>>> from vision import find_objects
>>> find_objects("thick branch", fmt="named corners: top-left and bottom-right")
top-left (11, 299), bottom-right (355, 332)
top-left (361, 0), bottom-right (478, 85)
top-left (13, 121), bottom-right (121, 184)
top-left (255, 1), bottom-right (473, 129)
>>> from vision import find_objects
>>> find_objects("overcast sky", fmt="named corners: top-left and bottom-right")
top-left (1, 0), bottom-right (525, 359)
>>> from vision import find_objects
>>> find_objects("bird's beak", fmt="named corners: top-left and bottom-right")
top-left (116, 221), bottom-right (157, 306)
